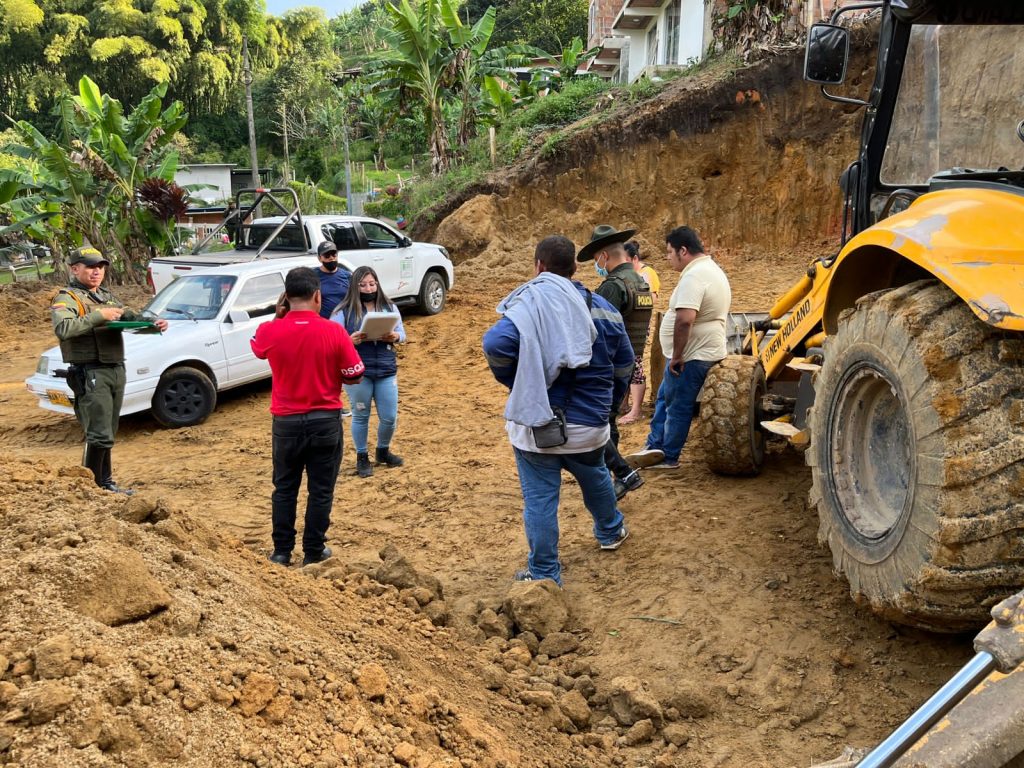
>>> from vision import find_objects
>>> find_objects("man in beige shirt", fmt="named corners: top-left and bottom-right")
top-left (627, 226), bottom-right (730, 470)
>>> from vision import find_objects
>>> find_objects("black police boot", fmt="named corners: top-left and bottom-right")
top-left (375, 446), bottom-right (404, 468)
top-left (83, 443), bottom-right (105, 487)
top-left (356, 453), bottom-right (373, 478)
top-left (98, 447), bottom-right (135, 496)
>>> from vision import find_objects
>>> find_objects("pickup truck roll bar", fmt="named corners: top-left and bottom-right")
top-left (191, 187), bottom-right (308, 260)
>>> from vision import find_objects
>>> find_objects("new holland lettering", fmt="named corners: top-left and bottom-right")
top-left (766, 299), bottom-right (812, 360)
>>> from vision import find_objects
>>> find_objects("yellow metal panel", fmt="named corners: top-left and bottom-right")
top-left (828, 188), bottom-right (1024, 330)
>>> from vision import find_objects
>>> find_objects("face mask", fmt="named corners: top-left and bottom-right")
top-left (595, 261), bottom-right (608, 278)
top-left (359, 290), bottom-right (378, 303)
top-left (321, 260), bottom-right (338, 272)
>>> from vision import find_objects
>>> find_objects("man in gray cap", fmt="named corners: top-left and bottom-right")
top-left (50, 247), bottom-right (167, 494)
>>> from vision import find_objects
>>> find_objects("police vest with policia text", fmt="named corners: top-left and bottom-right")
top-left (605, 273), bottom-right (654, 357)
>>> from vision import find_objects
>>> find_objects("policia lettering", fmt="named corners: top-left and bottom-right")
top-left (602, 269), bottom-right (654, 358)
top-left (51, 247), bottom-right (148, 494)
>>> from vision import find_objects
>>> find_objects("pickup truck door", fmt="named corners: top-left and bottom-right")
top-left (221, 272), bottom-right (285, 382)
top-left (357, 221), bottom-right (416, 300)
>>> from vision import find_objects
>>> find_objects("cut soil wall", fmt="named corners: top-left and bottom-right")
top-left (423, 45), bottom-right (876, 268)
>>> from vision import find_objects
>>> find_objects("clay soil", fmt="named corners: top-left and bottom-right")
top-left (0, 244), bottom-right (974, 767)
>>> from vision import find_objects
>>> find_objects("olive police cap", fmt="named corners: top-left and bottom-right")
top-left (68, 247), bottom-right (110, 267)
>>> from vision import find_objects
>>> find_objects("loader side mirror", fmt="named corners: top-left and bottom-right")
top-left (805, 23), bottom-right (850, 85)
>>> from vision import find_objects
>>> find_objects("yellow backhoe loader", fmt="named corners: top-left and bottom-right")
top-left (699, 0), bottom-right (1024, 632)
top-left (810, 590), bottom-right (1024, 767)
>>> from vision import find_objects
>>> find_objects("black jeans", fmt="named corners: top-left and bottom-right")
top-left (603, 395), bottom-right (633, 480)
top-left (271, 411), bottom-right (343, 556)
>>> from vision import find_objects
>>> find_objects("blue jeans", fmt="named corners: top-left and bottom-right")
top-left (513, 446), bottom-right (625, 585)
top-left (343, 375), bottom-right (398, 454)
top-left (645, 359), bottom-right (717, 463)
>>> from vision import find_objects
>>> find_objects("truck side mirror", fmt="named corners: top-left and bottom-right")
top-left (804, 23), bottom-right (850, 85)
top-left (227, 309), bottom-right (250, 324)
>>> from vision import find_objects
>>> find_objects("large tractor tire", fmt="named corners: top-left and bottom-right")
top-left (808, 279), bottom-right (1024, 632)
top-left (699, 355), bottom-right (767, 476)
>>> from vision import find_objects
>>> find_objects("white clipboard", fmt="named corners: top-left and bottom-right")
top-left (358, 311), bottom-right (399, 341)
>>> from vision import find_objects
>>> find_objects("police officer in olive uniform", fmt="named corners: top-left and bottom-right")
top-left (51, 247), bottom-right (168, 494)
top-left (578, 225), bottom-right (654, 501)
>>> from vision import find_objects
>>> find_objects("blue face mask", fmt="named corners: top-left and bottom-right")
top-left (595, 261), bottom-right (608, 278)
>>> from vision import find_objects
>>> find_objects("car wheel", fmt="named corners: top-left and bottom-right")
top-left (418, 272), bottom-right (446, 315)
top-left (152, 366), bottom-right (217, 428)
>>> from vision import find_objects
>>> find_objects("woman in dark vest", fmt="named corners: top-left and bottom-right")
top-left (331, 266), bottom-right (406, 478)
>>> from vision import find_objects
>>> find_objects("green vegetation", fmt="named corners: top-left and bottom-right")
top-left (1, 77), bottom-right (188, 283)
top-left (0, 0), bottom-right (756, 259)
top-left (287, 181), bottom-right (347, 215)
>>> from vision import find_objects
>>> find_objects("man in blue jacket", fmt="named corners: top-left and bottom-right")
top-left (483, 235), bottom-right (635, 586)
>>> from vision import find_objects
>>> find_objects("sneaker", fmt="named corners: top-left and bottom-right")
top-left (624, 447), bottom-right (665, 469)
top-left (647, 461), bottom-right (681, 471)
top-left (599, 527), bottom-right (629, 551)
top-left (100, 480), bottom-right (135, 496)
top-left (340, 407), bottom-right (352, 417)
top-left (513, 568), bottom-right (535, 582)
top-left (268, 551), bottom-right (292, 566)
top-left (613, 470), bottom-right (644, 500)
top-left (302, 546), bottom-right (333, 566)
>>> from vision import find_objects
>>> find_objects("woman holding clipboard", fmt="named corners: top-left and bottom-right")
top-left (331, 266), bottom-right (406, 478)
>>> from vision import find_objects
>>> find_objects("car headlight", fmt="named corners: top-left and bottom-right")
top-left (36, 356), bottom-right (49, 375)
top-left (439, 247), bottom-right (451, 260)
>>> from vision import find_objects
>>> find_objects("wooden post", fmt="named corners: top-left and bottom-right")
top-left (649, 311), bottom-right (665, 404)
top-left (489, 126), bottom-right (496, 166)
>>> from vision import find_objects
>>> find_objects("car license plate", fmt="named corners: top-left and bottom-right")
top-left (46, 389), bottom-right (72, 407)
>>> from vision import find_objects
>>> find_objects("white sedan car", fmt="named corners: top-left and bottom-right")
top-left (26, 256), bottom-right (343, 428)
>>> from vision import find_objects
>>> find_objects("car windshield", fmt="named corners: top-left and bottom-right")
top-left (146, 275), bottom-right (237, 320)
top-left (882, 24), bottom-right (1024, 186)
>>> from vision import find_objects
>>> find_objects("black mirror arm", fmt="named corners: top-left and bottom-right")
top-left (820, 85), bottom-right (870, 107)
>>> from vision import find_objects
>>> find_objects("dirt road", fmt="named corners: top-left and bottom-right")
top-left (0, 243), bottom-right (975, 766)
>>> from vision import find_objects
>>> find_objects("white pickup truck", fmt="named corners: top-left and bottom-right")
top-left (148, 211), bottom-right (454, 315)
top-left (26, 256), bottom-right (355, 428)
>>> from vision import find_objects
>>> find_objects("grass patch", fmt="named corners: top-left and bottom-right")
top-left (0, 263), bottom-right (55, 285)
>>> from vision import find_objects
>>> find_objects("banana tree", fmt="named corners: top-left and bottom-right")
top-left (377, 0), bottom-right (455, 175)
top-left (0, 76), bottom-right (188, 282)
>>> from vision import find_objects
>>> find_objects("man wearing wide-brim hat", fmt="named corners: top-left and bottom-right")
top-left (51, 246), bottom-right (168, 494)
top-left (578, 225), bottom-right (653, 502)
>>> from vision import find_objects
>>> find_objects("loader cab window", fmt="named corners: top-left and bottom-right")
top-left (880, 25), bottom-right (1024, 189)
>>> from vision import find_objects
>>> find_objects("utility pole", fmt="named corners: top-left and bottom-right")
top-left (280, 103), bottom-right (291, 184)
top-left (343, 122), bottom-right (353, 214)
top-left (242, 36), bottom-right (261, 191)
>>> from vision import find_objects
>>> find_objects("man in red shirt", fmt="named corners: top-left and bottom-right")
top-left (251, 267), bottom-right (365, 566)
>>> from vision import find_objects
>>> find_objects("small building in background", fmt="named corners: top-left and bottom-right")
top-left (585, 0), bottom-right (841, 83)
top-left (175, 163), bottom-right (235, 205)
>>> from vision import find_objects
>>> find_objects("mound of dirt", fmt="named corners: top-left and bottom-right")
top-left (0, 458), bottom-right (626, 767)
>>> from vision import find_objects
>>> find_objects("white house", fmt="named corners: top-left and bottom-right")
top-left (175, 163), bottom-right (235, 205)
top-left (587, 0), bottom-right (713, 82)
top-left (586, 0), bottom-right (838, 83)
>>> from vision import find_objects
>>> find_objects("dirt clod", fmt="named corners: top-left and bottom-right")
top-left (503, 581), bottom-right (569, 638)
